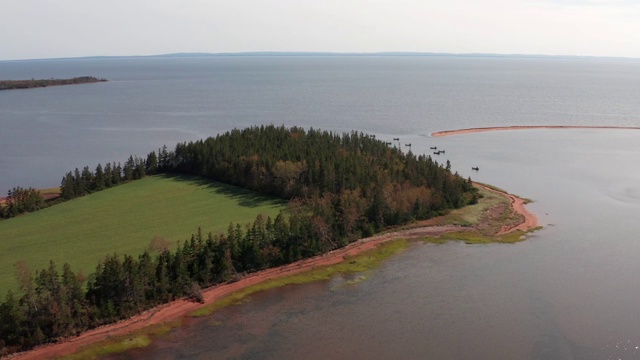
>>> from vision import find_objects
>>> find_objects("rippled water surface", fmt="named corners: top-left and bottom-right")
top-left (2, 56), bottom-right (640, 193)
top-left (3, 56), bottom-right (640, 359)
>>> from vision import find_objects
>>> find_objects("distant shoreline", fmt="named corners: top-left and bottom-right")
top-left (0, 76), bottom-right (106, 90)
top-left (3, 51), bottom-right (640, 63)
top-left (431, 125), bottom-right (640, 137)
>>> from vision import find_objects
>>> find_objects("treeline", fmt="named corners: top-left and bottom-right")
top-left (59, 155), bottom-right (155, 200)
top-left (0, 125), bottom-right (478, 355)
top-left (0, 154), bottom-right (155, 219)
top-left (0, 212), bottom-right (332, 355)
top-left (0, 187), bottom-right (47, 219)
top-left (0, 76), bottom-right (107, 91)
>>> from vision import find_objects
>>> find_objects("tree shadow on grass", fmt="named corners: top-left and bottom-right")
top-left (157, 173), bottom-right (286, 209)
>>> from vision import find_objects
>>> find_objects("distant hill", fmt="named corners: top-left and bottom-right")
top-left (3, 52), bottom-right (639, 63)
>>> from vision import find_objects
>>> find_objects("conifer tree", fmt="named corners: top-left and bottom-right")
top-left (73, 168), bottom-right (86, 196)
top-left (146, 151), bottom-right (158, 175)
top-left (112, 162), bottom-right (122, 185)
top-left (94, 164), bottom-right (105, 191)
top-left (123, 156), bottom-right (135, 182)
top-left (103, 163), bottom-right (113, 188)
top-left (81, 166), bottom-right (94, 194)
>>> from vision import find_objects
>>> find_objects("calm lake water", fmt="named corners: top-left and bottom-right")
top-left (3, 56), bottom-right (640, 359)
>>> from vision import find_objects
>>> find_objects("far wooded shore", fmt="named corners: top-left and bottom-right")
top-left (0, 76), bottom-right (106, 90)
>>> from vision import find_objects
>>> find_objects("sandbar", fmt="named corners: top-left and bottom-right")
top-left (431, 125), bottom-right (640, 137)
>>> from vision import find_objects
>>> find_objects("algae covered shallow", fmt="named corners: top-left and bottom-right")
top-left (190, 238), bottom-right (410, 318)
top-left (60, 322), bottom-right (179, 360)
top-left (61, 239), bottom-right (410, 359)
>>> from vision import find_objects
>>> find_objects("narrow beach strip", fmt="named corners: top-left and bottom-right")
top-left (11, 188), bottom-right (537, 360)
top-left (431, 125), bottom-right (640, 137)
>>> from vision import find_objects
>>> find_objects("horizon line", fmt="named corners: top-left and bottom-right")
top-left (2, 51), bottom-right (640, 63)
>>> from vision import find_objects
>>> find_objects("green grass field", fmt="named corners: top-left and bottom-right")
top-left (0, 174), bottom-right (286, 294)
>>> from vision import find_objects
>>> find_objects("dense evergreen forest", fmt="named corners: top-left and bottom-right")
top-left (0, 125), bottom-right (478, 355)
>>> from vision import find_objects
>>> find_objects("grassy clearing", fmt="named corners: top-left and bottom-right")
top-left (473, 181), bottom-right (509, 194)
top-left (421, 185), bottom-right (540, 244)
top-left (191, 239), bottom-right (409, 317)
top-left (39, 187), bottom-right (61, 196)
top-left (474, 181), bottom-right (532, 203)
top-left (428, 187), bottom-right (506, 227)
top-left (0, 174), bottom-right (285, 294)
top-left (422, 229), bottom-right (530, 245)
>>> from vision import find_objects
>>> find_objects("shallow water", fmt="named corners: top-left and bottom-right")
top-left (106, 129), bottom-right (640, 360)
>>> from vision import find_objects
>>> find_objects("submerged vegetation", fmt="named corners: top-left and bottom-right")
top-left (59, 322), bottom-right (179, 360)
top-left (0, 125), bottom-right (479, 356)
top-left (61, 240), bottom-right (409, 359)
top-left (0, 76), bottom-right (106, 90)
top-left (191, 239), bottom-right (410, 318)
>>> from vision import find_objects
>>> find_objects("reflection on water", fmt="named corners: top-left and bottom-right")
top-left (107, 130), bottom-right (640, 360)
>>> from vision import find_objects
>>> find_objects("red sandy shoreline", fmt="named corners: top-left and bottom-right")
top-left (8, 186), bottom-right (537, 360)
top-left (474, 183), bottom-right (537, 234)
top-left (431, 125), bottom-right (640, 137)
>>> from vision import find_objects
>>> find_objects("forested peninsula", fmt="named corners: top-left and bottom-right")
top-left (0, 76), bottom-right (106, 90)
top-left (0, 125), bottom-right (480, 357)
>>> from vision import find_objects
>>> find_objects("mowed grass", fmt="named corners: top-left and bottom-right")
top-left (0, 174), bottom-right (285, 294)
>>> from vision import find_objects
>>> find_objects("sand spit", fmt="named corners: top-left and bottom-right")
top-left (431, 125), bottom-right (640, 137)
top-left (473, 183), bottom-right (537, 234)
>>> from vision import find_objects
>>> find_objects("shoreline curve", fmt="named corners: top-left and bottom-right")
top-left (9, 187), bottom-right (537, 360)
top-left (473, 182), bottom-right (538, 234)
top-left (431, 125), bottom-right (640, 137)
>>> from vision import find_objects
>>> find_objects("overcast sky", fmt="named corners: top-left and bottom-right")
top-left (1, 0), bottom-right (639, 61)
